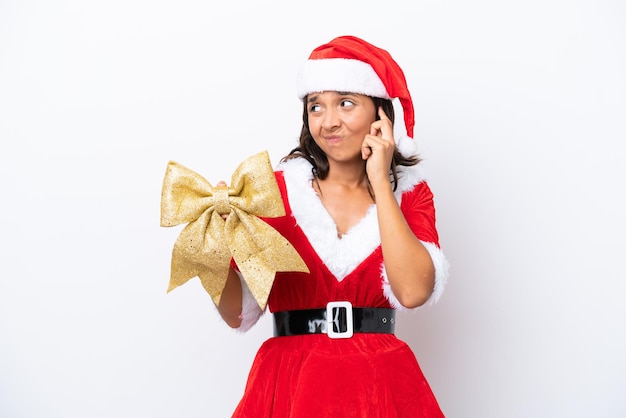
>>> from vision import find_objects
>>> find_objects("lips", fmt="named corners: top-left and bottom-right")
top-left (324, 135), bottom-right (342, 145)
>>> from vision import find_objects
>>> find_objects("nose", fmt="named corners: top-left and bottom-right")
top-left (321, 107), bottom-right (340, 130)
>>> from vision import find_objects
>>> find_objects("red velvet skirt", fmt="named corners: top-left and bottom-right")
top-left (232, 333), bottom-right (444, 417)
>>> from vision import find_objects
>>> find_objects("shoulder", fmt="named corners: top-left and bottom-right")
top-left (394, 164), bottom-right (430, 200)
top-left (275, 157), bottom-right (314, 193)
top-left (276, 157), bottom-right (313, 179)
top-left (269, 158), bottom-right (315, 218)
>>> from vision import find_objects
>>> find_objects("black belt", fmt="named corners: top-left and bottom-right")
top-left (273, 301), bottom-right (395, 339)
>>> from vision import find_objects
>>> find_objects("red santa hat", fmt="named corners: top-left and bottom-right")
top-left (296, 36), bottom-right (416, 147)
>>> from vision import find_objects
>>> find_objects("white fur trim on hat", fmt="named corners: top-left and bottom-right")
top-left (396, 133), bottom-right (418, 158)
top-left (297, 58), bottom-right (390, 100)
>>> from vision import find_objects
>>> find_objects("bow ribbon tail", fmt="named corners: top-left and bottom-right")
top-left (227, 209), bottom-right (309, 310)
top-left (168, 210), bottom-right (232, 306)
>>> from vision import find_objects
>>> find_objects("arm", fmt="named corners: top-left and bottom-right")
top-left (371, 182), bottom-right (436, 308)
top-left (217, 266), bottom-right (243, 328)
top-left (363, 108), bottom-right (436, 308)
top-left (213, 180), bottom-right (244, 328)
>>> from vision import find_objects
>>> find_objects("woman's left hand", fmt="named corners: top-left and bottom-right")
top-left (362, 107), bottom-right (395, 186)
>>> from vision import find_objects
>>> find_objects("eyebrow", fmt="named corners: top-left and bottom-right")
top-left (307, 91), bottom-right (357, 103)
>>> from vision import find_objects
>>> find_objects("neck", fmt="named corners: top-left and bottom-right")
top-left (322, 161), bottom-right (368, 188)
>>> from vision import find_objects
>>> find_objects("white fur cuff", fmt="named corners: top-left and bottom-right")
top-left (382, 241), bottom-right (450, 310)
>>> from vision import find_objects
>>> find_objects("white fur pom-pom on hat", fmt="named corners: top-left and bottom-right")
top-left (296, 36), bottom-right (416, 143)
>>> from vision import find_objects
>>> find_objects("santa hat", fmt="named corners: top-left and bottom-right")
top-left (296, 36), bottom-right (417, 155)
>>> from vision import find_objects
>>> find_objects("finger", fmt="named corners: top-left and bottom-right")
top-left (370, 108), bottom-right (393, 136)
top-left (370, 121), bottom-right (381, 136)
top-left (361, 146), bottom-right (372, 160)
top-left (370, 121), bottom-right (394, 143)
top-left (377, 106), bottom-right (390, 121)
top-left (361, 137), bottom-right (373, 159)
top-left (375, 107), bottom-right (395, 142)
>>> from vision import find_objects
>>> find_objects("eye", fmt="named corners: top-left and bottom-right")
top-left (340, 99), bottom-right (355, 108)
top-left (309, 104), bottom-right (321, 113)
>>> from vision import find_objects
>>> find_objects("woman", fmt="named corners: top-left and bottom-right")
top-left (218, 36), bottom-right (449, 417)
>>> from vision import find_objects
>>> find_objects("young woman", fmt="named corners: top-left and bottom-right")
top-left (218, 36), bottom-right (449, 417)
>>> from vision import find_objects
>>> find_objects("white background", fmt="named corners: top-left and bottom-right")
top-left (1, 1), bottom-right (625, 417)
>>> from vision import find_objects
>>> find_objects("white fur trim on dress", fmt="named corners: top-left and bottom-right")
top-left (394, 160), bottom-right (427, 196)
top-left (296, 58), bottom-right (390, 100)
top-left (279, 158), bottom-right (381, 281)
top-left (381, 241), bottom-right (450, 310)
top-left (278, 158), bottom-right (429, 283)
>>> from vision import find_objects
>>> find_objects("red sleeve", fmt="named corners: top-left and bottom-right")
top-left (400, 181), bottom-right (440, 247)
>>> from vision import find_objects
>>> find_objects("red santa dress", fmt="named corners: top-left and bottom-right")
top-left (231, 157), bottom-right (449, 418)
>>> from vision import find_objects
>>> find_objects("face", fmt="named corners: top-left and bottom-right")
top-left (306, 91), bottom-right (377, 164)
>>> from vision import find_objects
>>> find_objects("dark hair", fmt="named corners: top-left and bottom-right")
top-left (281, 95), bottom-right (420, 191)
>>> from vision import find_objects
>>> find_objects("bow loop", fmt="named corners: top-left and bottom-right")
top-left (160, 161), bottom-right (221, 227)
top-left (227, 151), bottom-right (288, 218)
top-left (160, 151), bottom-right (309, 310)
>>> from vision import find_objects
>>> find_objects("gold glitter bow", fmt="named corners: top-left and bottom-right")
top-left (160, 150), bottom-right (308, 310)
